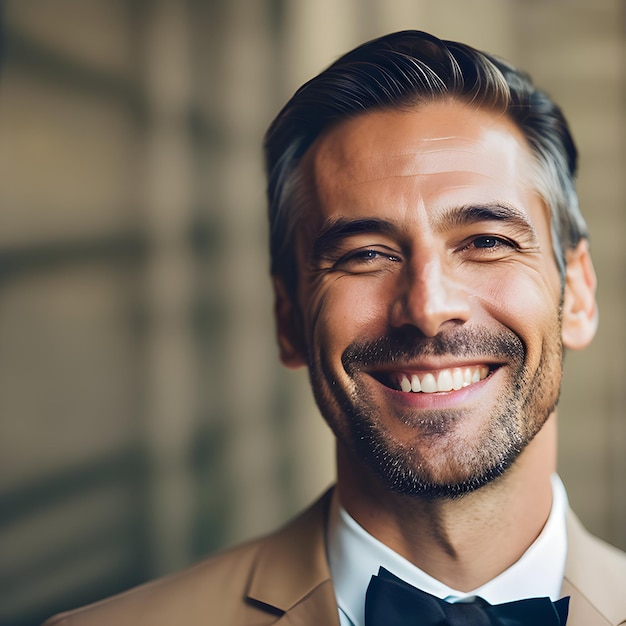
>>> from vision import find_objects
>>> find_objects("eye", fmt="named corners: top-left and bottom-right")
top-left (333, 247), bottom-right (401, 272)
top-left (472, 236), bottom-right (507, 249)
top-left (458, 235), bottom-right (518, 260)
top-left (351, 249), bottom-right (397, 261)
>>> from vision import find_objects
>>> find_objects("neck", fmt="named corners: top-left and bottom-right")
top-left (336, 414), bottom-right (557, 591)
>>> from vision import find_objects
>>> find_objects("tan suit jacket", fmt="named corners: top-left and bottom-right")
top-left (44, 489), bottom-right (626, 626)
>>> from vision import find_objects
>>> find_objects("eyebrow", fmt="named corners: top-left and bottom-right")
top-left (312, 218), bottom-right (397, 260)
top-left (440, 202), bottom-right (538, 240)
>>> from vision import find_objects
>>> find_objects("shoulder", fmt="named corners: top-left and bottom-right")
top-left (564, 508), bottom-right (626, 625)
top-left (42, 490), bottom-right (333, 626)
top-left (42, 538), bottom-right (268, 626)
top-left (566, 508), bottom-right (626, 581)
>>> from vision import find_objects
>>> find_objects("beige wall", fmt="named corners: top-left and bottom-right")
top-left (0, 2), bottom-right (624, 624)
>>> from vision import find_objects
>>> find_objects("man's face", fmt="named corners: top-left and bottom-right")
top-left (277, 101), bottom-right (578, 498)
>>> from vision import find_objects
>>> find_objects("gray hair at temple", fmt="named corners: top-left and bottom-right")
top-left (264, 30), bottom-right (588, 297)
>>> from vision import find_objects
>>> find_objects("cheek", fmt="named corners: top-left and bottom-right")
top-left (306, 276), bottom-right (390, 354)
top-left (469, 269), bottom-right (562, 349)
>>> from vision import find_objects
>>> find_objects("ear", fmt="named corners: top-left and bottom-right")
top-left (273, 276), bottom-right (307, 369)
top-left (561, 239), bottom-right (598, 350)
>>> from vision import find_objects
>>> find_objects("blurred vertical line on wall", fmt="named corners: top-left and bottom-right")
top-left (137, 0), bottom-right (198, 578)
top-left (204, 0), bottom-right (288, 546)
top-left (610, 0), bottom-right (626, 549)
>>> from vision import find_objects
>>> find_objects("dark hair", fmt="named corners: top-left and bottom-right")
top-left (264, 30), bottom-right (587, 295)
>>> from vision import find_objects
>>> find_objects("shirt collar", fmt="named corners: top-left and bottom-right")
top-left (327, 474), bottom-right (568, 626)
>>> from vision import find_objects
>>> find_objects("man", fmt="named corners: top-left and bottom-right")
top-left (45, 30), bottom-right (625, 626)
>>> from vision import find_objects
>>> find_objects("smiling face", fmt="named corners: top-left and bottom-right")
top-left (274, 100), bottom-right (595, 498)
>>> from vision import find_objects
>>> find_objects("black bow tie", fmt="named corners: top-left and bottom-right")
top-left (365, 568), bottom-right (569, 625)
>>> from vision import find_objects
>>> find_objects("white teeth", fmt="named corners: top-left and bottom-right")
top-left (463, 367), bottom-right (473, 387)
top-left (396, 366), bottom-right (490, 394)
top-left (421, 373), bottom-right (438, 393)
top-left (437, 370), bottom-right (453, 392)
top-left (452, 369), bottom-right (464, 390)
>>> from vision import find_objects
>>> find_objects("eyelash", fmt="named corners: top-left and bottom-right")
top-left (333, 247), bottom-right (401, 268)
top-left (461, 235), bottom-right (517, 252)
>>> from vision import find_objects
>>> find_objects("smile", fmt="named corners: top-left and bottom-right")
top-left (384, 365), bottom-right (491, 394)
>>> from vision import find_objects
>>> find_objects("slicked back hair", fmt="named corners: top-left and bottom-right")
top-left (264, 30), bottom-right (588, 297)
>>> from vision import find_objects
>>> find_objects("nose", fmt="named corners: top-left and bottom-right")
top-left (389, 252), bottom-right (471, 337)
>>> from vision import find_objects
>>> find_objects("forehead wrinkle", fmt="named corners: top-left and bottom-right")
top-left (339, 171), bottom-right (509, 192)
top-left (316, 129), bottom-right (520, 189)
top-left (321, 150), bottom-right (517, 193)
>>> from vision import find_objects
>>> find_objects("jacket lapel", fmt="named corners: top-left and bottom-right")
top-left (244, 489), bottom-right (341, 626)
top-left (271, 580), bottom-right (339, 626)
top-left (562, 508), bottom-right (626, 626)
top-left (560, 578), bottom-right (611, 626)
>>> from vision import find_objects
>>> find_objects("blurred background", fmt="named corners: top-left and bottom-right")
top-left (0, 1), bottom-right (624, 624)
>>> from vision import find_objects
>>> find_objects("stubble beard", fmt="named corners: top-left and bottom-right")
top-left (309, 324), bottom-right (563, 500)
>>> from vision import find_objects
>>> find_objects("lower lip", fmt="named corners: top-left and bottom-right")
top-left (376, 369), bottom-right (498, 410)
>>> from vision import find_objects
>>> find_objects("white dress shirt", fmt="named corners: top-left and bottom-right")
top-left (327, 474), bottom-right (568, 626)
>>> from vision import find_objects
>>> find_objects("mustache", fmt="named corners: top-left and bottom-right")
top-left (341, 326), bottom-right (525, 371)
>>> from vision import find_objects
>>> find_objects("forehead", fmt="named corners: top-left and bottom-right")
top-left (304, 101), bottom-right (538, 220)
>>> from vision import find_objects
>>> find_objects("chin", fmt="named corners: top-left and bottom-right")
top-left (353, 406), bottom-right (550, 501)
top-left (379, 458), bottom-right (515, 501)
